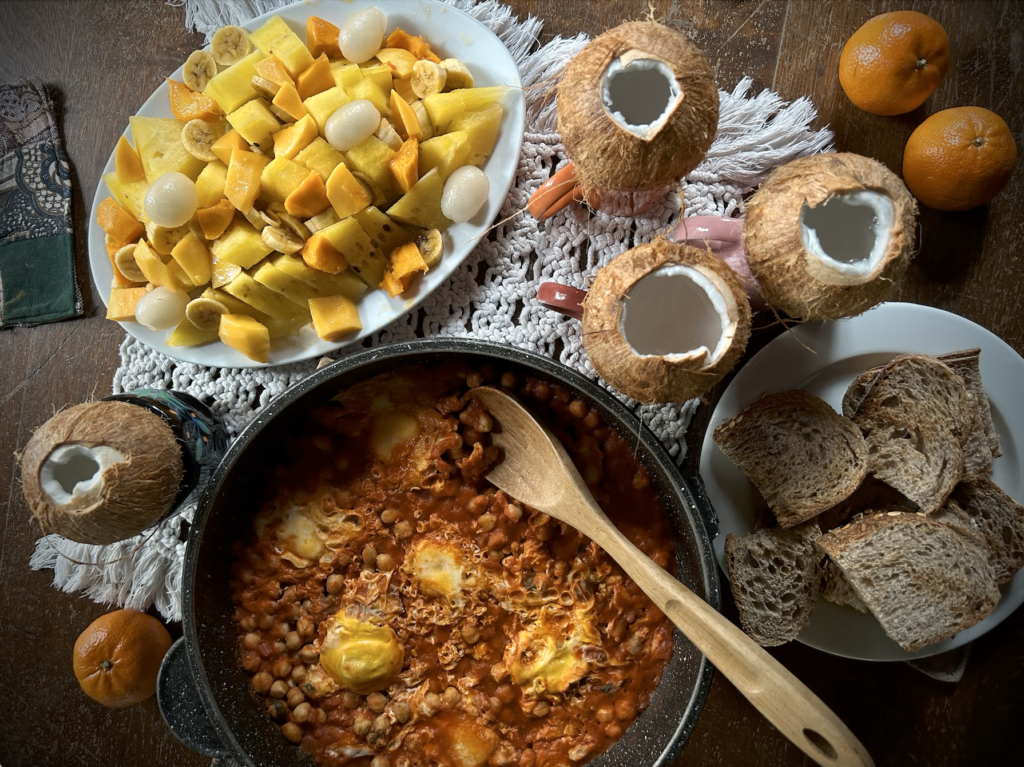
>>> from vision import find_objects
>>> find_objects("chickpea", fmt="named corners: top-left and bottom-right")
top-left (269, 680), bottom-right (289, 698)
top-left (533, 381), bottom-right (551, 401)
top-left (240, 615), bottom-right (257, 632)
top-left (272, 621), bottom-right (291, 639)
top-left (290, 665), bottom-right (307, 684)
top-left (488, 696), bottom-right (502, 713)
top-left (532, 700), bottom-right (551, 717)
top-left (281, 722), bottom-right (303, 743)
top-left (423, 692), bottom-right (441, 715)
top-left (461, 624), bottom-right (481, 644)
top-left (615, 698), bottom-right (636, 721)
top-left (285, 631), bottom-right (302, 651)
top-left (605, 723), bottom-right (623, 738)
top-left (353, 711), bottom-right (373, 737)
top-left (394, 520), bottom-right (413, 539)
top-left (286, 686), bottom-right (305, 707)
top-left (376, 553), bottom-right (394, 572)
top-left (442, 686), bottom-right (461, 708)
top-left (536, 525), bottom-right (554, 542)
top-left (504, 503), bottom-right (523, 522)
top-left (487, 531), bottom-right (508, 550)
top-left (242, 652), bottom-right (262, 672)
top-left (500, 372), bottom-right (516, 388)
top-left (343, 690), bottom-right (362, 709)
top-left (371, 756), bottom-right (390, 767)
top-left (267, 699), bottom-right (288, 720)
top-left (326, 574), bottom-right (345, 595)
top-left (519, 749), bottom-right (536, 767)
top-left (466, 372), bottom-right (483, 388)
top-left (367, 692), bottom-right (388, 712)
top-left (258, 613), bottom-right (275, 630)
top-left (336, 551), bottom-right (353, 568)
top-left (568, 400), bottom-right (588, 418)
top-left (299, 645), bottom-right (319, 664)
top-left (611, 620), bottom-right (627, 642)
top-left (372, 714), bottom-right (389, 734)
top-left (316, 708), bottom-right (327, 724)
top-left (393, 701), bottom-right (411, 724)
top-left (296, 616), bottom-right (314, 638)
top-left (381, 508), bottom-right (399, 524)
top-left (475, 412), bottom-right (493, 433)
top-left (362, 545), bottom-right (378, 567)
top-left (252, 671), bottom-right (273, 693)
top-left (495, 684), bottom-right (516, 704)
top-left (468, 495), bottom-right (489, 514)
top-left (584, 411), bottom-right (601, 429)
top-left (273, 640), bottom-right (287, 655)
top-left (242, 632), bottom-right (261, 650)
top-left (292, 702), bottom-right (312, 723)
top-left (596, 706), bottom-right (615, 724)
top-left (478, 512), bottom-right (497, 532)
top-left (273, 658), bottom-right (292, 678)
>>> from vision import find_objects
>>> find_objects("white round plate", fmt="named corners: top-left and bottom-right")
top-left (89, 0), bottom-right (524, 368)
top-left (700, 302), bottom-right (1024, 661)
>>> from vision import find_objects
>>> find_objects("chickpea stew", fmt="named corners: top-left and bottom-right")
top-left (230, 364), bottom-right (676, 767)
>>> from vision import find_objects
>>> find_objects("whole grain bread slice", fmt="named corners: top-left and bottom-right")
top-left (725, 522), bottom-right (821, 646)
top-left (714, 390), bottom-right (869, 527)
top-left (951, 477), bottom-right (1024, 584)
top-left (816, 511), bottom-right (1000, 652)
top-left (820, 556), bottom-right (869, 612)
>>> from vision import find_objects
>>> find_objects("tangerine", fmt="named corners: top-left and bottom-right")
top-left (839, 11), bottom-right (948, 116)
top-left (72, 608), bottom-right (172, 708)
top-left (903, 106), bottom-right (1017, 211)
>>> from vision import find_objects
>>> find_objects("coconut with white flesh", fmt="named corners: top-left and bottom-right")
top-left (582, 238), bottom-right (751, 403)
top-left (743, 152), bottom-right (917, 321)
top-left (21, 401), bottom-right (183, 545)
top-left (557, 22), bottom-right (719, 215)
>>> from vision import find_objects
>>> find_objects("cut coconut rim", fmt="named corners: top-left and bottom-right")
top-left (601, 50), bottom-right (684, 141)
top-left (800, 189), bottom-right (895, 285)
top-left (619, 264), bottom-right (737, 367)
top-left (38, 443), bottom-right (126, 511)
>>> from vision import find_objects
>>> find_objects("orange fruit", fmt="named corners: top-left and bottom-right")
top-left (903, 106), bottom-right (1018, 211)
top-left (839, 11), bottom-right (949, 116)
top-left (73, 608), bottom-right (172, 708)
top-left (167, 78), bottom-right (222, 123)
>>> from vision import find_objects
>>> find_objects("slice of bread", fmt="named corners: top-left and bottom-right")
top-left (852, 355), bottom-right (970, 512)
top-left (714, 390), bottom-right (869, 527)
top-left (952, 477), bottom-right (1024, 584)
top-left (820, 556), bottom-right (869, 612)
top-left (725, 522), bottom-right (821, 646)
top-left (815, 475), bottom-right (914, 532)
top-left (816, 511), bottom-right (1000, 652)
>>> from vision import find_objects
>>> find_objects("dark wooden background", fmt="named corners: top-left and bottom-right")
top-left (1, 1), bottom-right (1021, 765)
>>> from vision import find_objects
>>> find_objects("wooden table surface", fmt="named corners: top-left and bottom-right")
top-left (1, 1), bottom-right (1021, 765)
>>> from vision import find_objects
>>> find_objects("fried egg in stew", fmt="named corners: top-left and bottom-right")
top-left (230, 366), bottom-right (676, 767)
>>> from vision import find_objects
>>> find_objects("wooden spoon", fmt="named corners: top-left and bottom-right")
top-left (471, 387), bottom-right (874, 767)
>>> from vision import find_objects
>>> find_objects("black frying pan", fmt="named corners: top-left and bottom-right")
top-left (157, 338), bottom-right (721, 766)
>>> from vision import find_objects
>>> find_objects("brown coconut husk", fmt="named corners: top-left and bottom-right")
top-left (743, 153), bottom-right (918, 321)
top-left (582, 238), bottom-right (752, 403)
top-left (21, 401), bottom-right (183, 545)
top-left (557, 22), bottom-right (719, 206)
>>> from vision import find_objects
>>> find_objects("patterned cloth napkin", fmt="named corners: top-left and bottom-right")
top-left (0, 77), bottom-right (81, 327)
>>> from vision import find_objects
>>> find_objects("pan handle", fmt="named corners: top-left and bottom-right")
top-left (157, 638), bottom-right (234, 758)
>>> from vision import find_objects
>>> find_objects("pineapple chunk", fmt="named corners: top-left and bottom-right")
top-left (167, 318), bottom-right (220, 347)
top-left (345, 136), bottom-right (400, 204)
top-left (422, 86), bottom-right (508, 133)
top-left (224, 272), bottom-right (306, 320)
top-left (326, 164), bottom-right (372, 219)
top-left (252, 260), bottom-right (319, 305)
top-left (204, 50), bottom-right (265, 114)
top-left (419, 131), bottom-right (470, 182)
top-left (319, 217), bottom-right (386, 288)
top-left (134, 241), bottom-right (183, 290)
top-left (210, 215), bottom-right (272, 268)
top-left (272, 254), bottom-right (368, 300)
top-left (212, 257), bottom-right (243, 288)
top-left (167, 259), bottom-right (194, 288)
top-left (106, 287), bottom-right (149, 321)
top-left (387, 168), bottom-right (449, 231)
top-left (203, 287), bottom-right (308, 338)
top-left (331, 62), bottom-right (364, 91)
top-left (359, 64), bottom-right (394, 94)
top-left (171, 232), bottom-right (213, 286)
top-left (309, 294), bottom-right (361, 341)
top-left (227, 98), bottom-right (282, 153)
top-left (353, 206), bottom-right (414, 263)
top-left (250, 16), bottom-right (315, 79)
top-left (129, 116), bottom-right (205, 182)
top-left (348, 78), bottom-right (389, 118)
top-left (195, 160), bottom-right (229, 207)
top-left (448, 103), bottom-right (504, 167)
top-left (103, 172), bottom-right (151, 223)
top-left (294, 137), bottom-right (346, 183)
top-left (219, 313), bottom-right (271, 363)
top-left (225, 148), bottom-right (270, 212)
top-left (114, 136), bottom-right (146, 184)
top-left (259, 156), bottom-right (309, 203)
top-left (303, 86), bottom-right (352, 134)
top-left (374, 49), bottom-right (418, 78)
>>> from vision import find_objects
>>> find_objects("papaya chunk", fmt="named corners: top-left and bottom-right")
top-left (301, 232), bottom-right (348, 274)
top-left (385, 29), bottom-right (441, 63)
top-left (306, 16), bottom-right (341, 59)
top-left (168, 78), bottom-right (222, 122)
top-left (285, 172), bottom-right (331, 218)
top-left (389, 138), bottom-right (419, 193)
top-left (96, 197), bottom-right (144, 245)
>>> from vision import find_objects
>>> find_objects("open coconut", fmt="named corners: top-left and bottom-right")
top-left (743, 153), bottom-right (917, 321)
top-left (21, 401), bottom-right (183, 545)
top-left (557, 21), bottom-right (719, 215)
top-left (582, 237), bottom-right (752, 403)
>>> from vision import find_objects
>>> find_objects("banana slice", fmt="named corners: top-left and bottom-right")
top-left (251, 75), bottom-right (280, 100)
top-left (305, 209), bottom-right (341, 234)
top-left (417, 228), bottom-right (443, 267)
top-left (411, 60), bottom-right (446, 99)
top-left (270, 104), bottom-right (296, 124)
top-left (211, 25), bottom-right (251, 67)
top-left (181, 119), bottom-right (222, 161)
top-left (114, 242), bottom-right (146, 282)
top-left (262, 225), bottom-right (304, 254)
top-left (410, 100), bottom-right (434, 140)
top-left (183, 50), bottom-right (219, 91)
top-left (439, 59), bottom-right (474, 90)
top-left (243, 207), bottom-right (268, 231)
top-left (146, 221), bottom-right (190, 255)
top-left (185, 296), bottom-right (229, 329)
top-left (375, 118), bottom-right (403, 151)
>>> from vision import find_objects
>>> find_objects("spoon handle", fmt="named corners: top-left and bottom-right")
top-left (585, 511), bottom-right (874, 767)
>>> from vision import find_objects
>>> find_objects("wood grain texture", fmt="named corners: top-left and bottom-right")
top-left (0, 1), bottom-right (1021, 766)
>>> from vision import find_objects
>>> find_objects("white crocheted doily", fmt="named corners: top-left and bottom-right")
top-left (32, 0), bottom-right (832, 621)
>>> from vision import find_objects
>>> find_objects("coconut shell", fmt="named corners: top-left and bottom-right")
top-left (743, 152), bottom-right (917, 321)
top-left (557, 22), bottom-right (719, 197)
top-left (582, 238), bottom-right (752, 403)
top-left (21, 401), bottom-right (183, 545)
